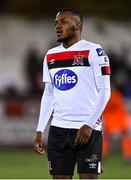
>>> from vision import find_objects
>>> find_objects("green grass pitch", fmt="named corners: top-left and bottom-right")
top-left (0, 148), bottom-right (131, 179)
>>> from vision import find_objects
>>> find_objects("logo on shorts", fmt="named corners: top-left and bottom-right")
top-left (86, 154), bottom-right (98, 163)
top-left (89, 163), bottom-right (97, 169)
top-left (53, 69), bottom-right (78, 90)
top-left (48, 161), bottom-right (52, 170)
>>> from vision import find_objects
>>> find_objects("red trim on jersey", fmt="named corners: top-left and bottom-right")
top-left (101, 66), bottom-right (111, 75)
top-left (47, 50), bottom-right (90, 63)
top-left (105, 66), bottom-right (111, 74)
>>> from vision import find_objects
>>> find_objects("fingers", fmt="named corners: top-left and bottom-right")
top-left (75, 131), bottom-right (90, 145)
top-left (75, 132), bottom-right (82, 145)
top-left (74, 125), bottom-right (93, 145)
top-left (33, 141), bottom-right (45, 155)
top-left (75, 133), bottom-right (88, 145)
top-left (33, 132), bottom-right (45, 155)
top-left (82, 136), bottom-right (89, 144)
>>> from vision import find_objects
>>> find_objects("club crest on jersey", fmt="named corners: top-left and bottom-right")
top-left (73, 54), bottom-right (84, 65)
top-left (96, 48), bottom-right (106, 56)
top-left (53, 69), bottom-right (78, 90)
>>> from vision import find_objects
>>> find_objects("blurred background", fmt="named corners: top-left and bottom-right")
top-left (0, 0), bottom-right (131, 179)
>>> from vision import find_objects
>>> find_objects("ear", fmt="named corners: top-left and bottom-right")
top-left (76, 22), bottom-right (82, 31)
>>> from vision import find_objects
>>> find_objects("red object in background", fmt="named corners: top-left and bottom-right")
top-left (102, 88), bottom-right (129, 159)
top-left (103, 88), bottom-right (128, 136)
top-left (5, 100), bottom-right (24, 117)
top-left (102, 136), bottom-right (110, 159)
top-left (122, 136), bottom-right (131, 160)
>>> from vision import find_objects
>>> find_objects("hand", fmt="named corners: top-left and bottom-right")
top-left (75, 125), bottom-right (92, 145)
top-left (33, 131), bottom-right (45, 155)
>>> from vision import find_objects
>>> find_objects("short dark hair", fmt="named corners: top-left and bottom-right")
top-left (59, 8), bottom-right (83, 23)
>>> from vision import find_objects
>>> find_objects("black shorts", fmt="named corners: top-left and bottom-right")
top-left (47, 126), bottom-right (102, 176)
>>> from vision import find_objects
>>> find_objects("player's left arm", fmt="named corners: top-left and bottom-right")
top-left (87, 45), bottom-right (111, 128)
top-left (75, 45), bottom-right (111, 145)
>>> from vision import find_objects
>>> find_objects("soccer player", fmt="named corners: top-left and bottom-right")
top-left (33, 8), bottom-right (111, 179)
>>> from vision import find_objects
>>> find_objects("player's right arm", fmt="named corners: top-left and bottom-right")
top-left (33, 52), bottom-right (53, 155)
top-left (33, 82), bottom-right (54, 155)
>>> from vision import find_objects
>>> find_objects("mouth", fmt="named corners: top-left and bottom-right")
top-left (56, 30), bottom-right (63, 37)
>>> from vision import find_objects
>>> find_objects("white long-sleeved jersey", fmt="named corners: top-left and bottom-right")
top-left (37, 39), bottom-right (111, 132)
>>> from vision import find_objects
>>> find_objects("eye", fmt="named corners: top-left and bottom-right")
top-left (55, 21), bottom-right (58, 26)
top-left (61, 20), bottom-right (67, 24)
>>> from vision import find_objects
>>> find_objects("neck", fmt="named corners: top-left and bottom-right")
top-left (63, 36), bottom-right (81, 49)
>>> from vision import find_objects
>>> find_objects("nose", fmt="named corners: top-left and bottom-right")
top-left (55, 23), bottom-right (62, 30)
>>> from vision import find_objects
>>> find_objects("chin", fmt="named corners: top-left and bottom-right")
top-left (57, 36), bottom-right (69, 43)
top-left (57, 37), bottom-right (65, 43)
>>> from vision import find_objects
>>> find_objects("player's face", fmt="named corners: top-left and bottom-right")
top-left (55, 12), bottom-right (77, 43)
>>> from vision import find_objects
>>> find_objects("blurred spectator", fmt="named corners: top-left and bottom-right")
top-left (123, 72), bottom-right (131, 99)
top-left (103, 87), bottom-right (128, 137)
top-left (0, 0), bottom-right (7, 13)
top-left (1, 70), bottom-right (20, 99)
top-left (102, 87), bottom-right (129, 158)
top-left (109, 51), bottom-right (131, 98)
top-left (24, 47), bottom-right (44, 97)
